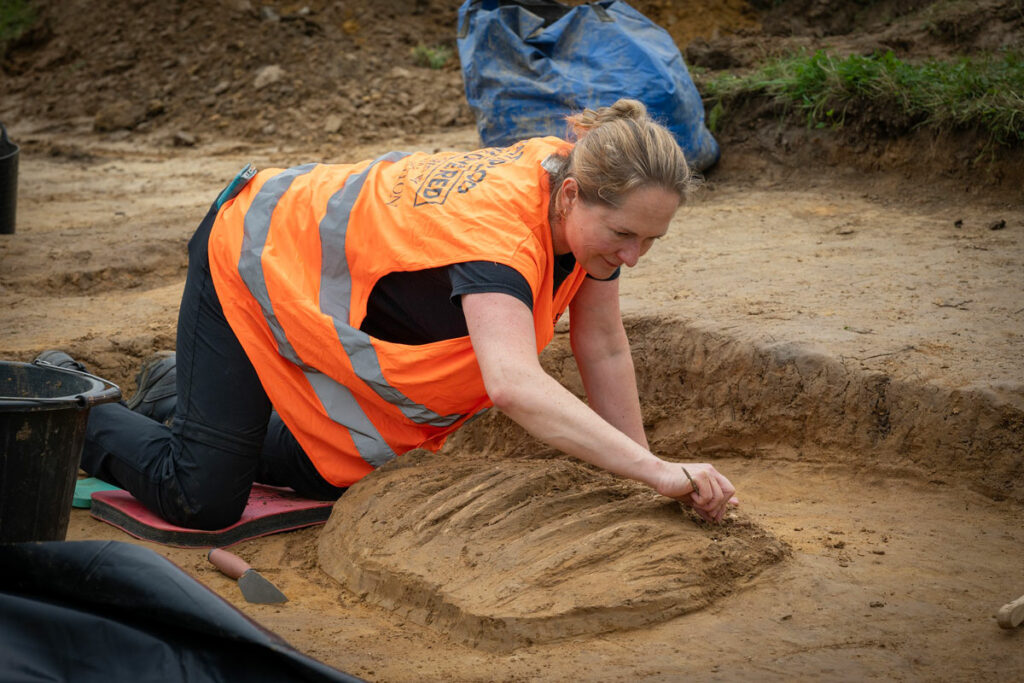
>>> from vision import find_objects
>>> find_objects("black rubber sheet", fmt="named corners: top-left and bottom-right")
top-left (0, 540), bottom-right (362, 682)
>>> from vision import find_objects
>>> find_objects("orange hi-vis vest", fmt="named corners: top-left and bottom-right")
top-left (208, 138), bottom-right (587, 486)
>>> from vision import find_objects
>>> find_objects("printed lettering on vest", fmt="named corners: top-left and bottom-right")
top-left (382, 143), bottom-right (527, 207)
top-left (384, 164), bottom-right (409, 207)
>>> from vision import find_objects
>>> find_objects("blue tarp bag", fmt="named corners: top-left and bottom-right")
top-left (457, 0), bottom-right (720, 171)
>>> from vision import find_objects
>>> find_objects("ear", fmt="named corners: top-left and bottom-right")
top-left (560, 177), bottom-right (580, 209)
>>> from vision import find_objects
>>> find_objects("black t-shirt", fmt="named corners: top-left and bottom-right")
top-left (359, 256), bottom-right (620, 345)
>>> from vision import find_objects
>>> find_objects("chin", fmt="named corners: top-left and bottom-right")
top-left (585, 260), bottom-right (618, 279)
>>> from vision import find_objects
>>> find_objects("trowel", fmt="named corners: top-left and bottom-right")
top-left (208, 548), bottom-right (288, 604)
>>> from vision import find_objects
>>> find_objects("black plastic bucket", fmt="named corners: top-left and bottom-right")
top-left (0, 123), bottom-right (17, 235)
top-left (0, 360), bottom-right (121, 542)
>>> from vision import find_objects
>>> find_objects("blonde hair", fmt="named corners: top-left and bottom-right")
top-left (550, 98), bottom-right (693, 207)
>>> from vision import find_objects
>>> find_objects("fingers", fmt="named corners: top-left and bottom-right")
top-left (709, 474), bottom-right (724, 509)
top-left (664, 461), bottom-right (739, 524)
top-left (685, 466), bottom-right (737, 524)
top-left (710, 483), bottom-right (727, 523)
top-left (680, 494), bottom-right (737, 523)
top-left (711, 472), bottom-right (736, 521)
top-left (695, 473), bottom-right (722, 517)
top-left (689, 467), bottom-right (721, 509)
top-left (688, 468), bottom-right (712, 507)
top-left (718, 472), bottom-right (737, 503)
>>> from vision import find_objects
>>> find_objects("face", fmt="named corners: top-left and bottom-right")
top-left (554, 179), bottom-right (680, 279)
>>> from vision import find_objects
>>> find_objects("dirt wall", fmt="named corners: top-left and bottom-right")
top-left (449, 315), bottom-right (1024, 503)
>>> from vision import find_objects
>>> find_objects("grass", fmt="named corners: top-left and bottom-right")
top-left (0, 0), bottom-right (36, 58)
top-left (702, 49), bottom-right (1024, 146)
top-left (411, 43), bottom-right (453, 70)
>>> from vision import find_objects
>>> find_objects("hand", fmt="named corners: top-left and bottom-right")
top-left (653, 462), bottom-right (739, 524)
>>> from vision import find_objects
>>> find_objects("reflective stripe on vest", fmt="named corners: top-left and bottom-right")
top-left (240, 163), bottom-right (316, 370)
top-left (235, 153), bottom-right (464, 469)
top-left (316, 152), bottom-right (462, 429)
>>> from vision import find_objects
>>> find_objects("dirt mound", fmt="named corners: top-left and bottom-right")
top-left (7, 0), bottom-right (1018, 153)
top-left (4, 0), bottom-right (1019, 204)
top-left (4, 0), bottom-right (1020, 194)
top-left (319, 453), bottom-right (788, 651)
top-left (2, 0), bottom-right (473, 146)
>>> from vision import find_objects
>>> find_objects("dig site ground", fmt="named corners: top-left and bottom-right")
top-left (1, 0), bottom-right (1023, 680)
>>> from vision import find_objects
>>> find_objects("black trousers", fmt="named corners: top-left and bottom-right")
top-left (81, 205), bottom-right (347, 529)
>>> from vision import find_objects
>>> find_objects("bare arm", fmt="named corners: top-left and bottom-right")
top-left (568, 276), bottom-right (648, 448)
top-left (463, 291), bottom-right (737, 522)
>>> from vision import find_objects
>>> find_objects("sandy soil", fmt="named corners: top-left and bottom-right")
top-left (2, 121), bottom-right (1019, 680)
top-left (2, 0), bottom-right (1023, 681)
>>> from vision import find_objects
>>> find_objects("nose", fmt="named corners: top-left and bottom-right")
top-left (617, 241), bottom-right (642, 268)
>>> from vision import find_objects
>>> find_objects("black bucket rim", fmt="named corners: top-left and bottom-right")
top-left (0, 122), bottom-right (17, 163)
top-left (0, 359), bottom-right (122, 412)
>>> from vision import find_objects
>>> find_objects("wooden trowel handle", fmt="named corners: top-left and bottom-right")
top-left (208, 548), bottom-right (251, 580)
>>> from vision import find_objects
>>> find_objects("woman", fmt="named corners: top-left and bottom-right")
top-left (47, 99), bottom-right (737, 529)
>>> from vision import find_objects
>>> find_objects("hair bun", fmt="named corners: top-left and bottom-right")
top-left (606, 98), bottom-right (647, 122)
top-left (566, 98), bottom-right (649, 138)
top-left (552, 98), bottom-right (692, 207)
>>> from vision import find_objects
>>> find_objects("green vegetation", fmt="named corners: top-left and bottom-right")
top-left (0, 0), bottom-right (35, 58)
top-left (703, 49), bottom-right (1024, 146)
top-left (411, 43), bottom-right (453, 70)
